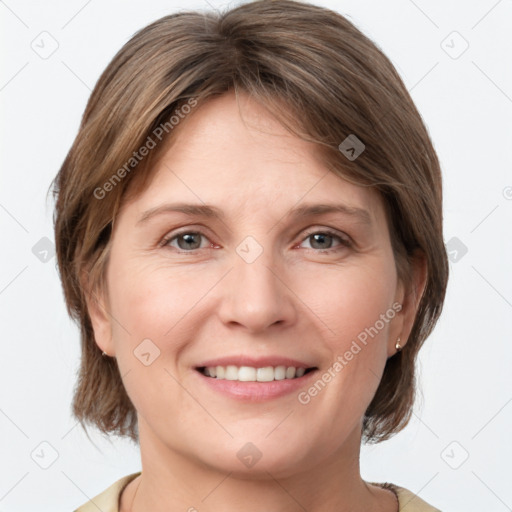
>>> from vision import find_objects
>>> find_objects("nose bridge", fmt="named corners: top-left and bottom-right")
top-left (218, 234), bottom-right (295, 331)
top-left (236, 241), bottom-right (279, 295)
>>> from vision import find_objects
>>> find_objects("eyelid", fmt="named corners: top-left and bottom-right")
top-left (159, 226), bottom-right (214, 250)
top-left (299, 226), bottom-right (352, 244)
top-left (297, 227), bottom-right (353, 251)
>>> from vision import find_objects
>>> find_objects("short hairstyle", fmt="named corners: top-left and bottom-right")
top-left (52, 0), bottom-right (448, 444)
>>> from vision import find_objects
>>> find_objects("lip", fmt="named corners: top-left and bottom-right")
top-left (193, 355), bottom-right (318, 402)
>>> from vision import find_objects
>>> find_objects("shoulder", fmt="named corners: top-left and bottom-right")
top-left (75, 475), bottom-right (442, 512)
top-left (73, 472), bottom-right (141, 512)
top-left (370, 481), bottom-right (442, 511)
top-left (395, 485), bottom-right (442, 511)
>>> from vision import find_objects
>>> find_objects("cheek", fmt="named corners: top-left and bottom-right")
top-left (105, 262), bottom-right (206, 418)
top-left (106, 257), bottom-right (230, 380)
top-left (291, 262), bottom-right (397, 440)
top-left (297, 258), bottom-right (398, 352)
top-left (108, 263), bottom-right (203, 344)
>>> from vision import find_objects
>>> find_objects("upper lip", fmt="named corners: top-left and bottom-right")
top-left (195, 356), bottom-right (317, 369)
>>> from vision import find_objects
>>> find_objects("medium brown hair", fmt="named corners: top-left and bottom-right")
top-left (52, 0), bottom-right (448, 444)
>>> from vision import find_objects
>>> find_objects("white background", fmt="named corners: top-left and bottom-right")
top-left (1, 0), bottom-right (511, 511)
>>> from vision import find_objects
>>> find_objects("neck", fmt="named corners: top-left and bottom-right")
top-left (123, 419), bottom-right (396, 512)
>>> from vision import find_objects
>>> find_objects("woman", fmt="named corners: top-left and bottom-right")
top-left (53, 1), bottom-right (448, 510)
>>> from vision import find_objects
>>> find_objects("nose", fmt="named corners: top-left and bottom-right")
top-left (216, 245), bottom-right (297, 334)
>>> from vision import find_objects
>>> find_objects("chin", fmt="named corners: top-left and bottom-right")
top-left (193, 436), bottom-right (317, 480)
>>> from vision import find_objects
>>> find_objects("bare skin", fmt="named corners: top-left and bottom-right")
top-left (88, 90), bottom-right (426, 512)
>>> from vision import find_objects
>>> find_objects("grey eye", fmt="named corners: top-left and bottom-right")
top-left (173, 232), bottom-right (205, 250)
top-left (308, 233), bottom-right (335, 250)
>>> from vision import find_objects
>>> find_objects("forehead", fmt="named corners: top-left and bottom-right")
top-left (121, 91), bottom-right (384, 224)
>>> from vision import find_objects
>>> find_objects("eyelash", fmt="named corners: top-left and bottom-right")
top-left (159, 227), bottom-right (352, 254)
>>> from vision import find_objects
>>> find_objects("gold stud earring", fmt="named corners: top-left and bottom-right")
top-left (395, 337), bottom-right (402, 353)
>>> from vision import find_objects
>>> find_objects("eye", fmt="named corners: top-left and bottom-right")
top-left (162, 231), bottom-right (213, 252)
top-left (298, 229), bottom-right (351, 252)
top-left (160, 228), bottom-right (351, 254)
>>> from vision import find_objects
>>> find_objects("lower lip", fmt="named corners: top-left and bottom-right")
top-left (194, 369), bottom-right (318, 402)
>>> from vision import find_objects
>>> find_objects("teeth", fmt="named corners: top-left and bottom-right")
top-left (238, 366), bottom-right (256, 381)
top-left (286, 367), bottom-right (296, 379)
top-left (274, 366), bottom-right (286, 380)
top-left (202, 365), bottom-right (310, 381)
top-left (225, 365), bottom-right (238, 380)
top-left (257, 366), bottom-right (274, 382)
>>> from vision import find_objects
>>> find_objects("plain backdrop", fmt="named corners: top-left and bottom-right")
top-left (1, 0), bottom-right (511, 511)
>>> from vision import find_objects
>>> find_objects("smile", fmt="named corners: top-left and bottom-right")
top-left (197, 365), bottom-right (316, 381)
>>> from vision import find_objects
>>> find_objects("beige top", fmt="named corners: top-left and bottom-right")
top-left (73, 472), bottom-right (441, 512)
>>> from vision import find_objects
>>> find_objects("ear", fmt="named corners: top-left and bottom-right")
top-left (388, 250), bottom-right (428, 357)
top-left (81, 269), bottom-right (115, 357)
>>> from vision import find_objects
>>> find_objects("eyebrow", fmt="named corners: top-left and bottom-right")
top-left (137, 201), bottom-right (372, 226)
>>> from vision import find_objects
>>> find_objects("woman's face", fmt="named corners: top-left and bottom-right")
top-left (90, 91), bottom-right (414, 477)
